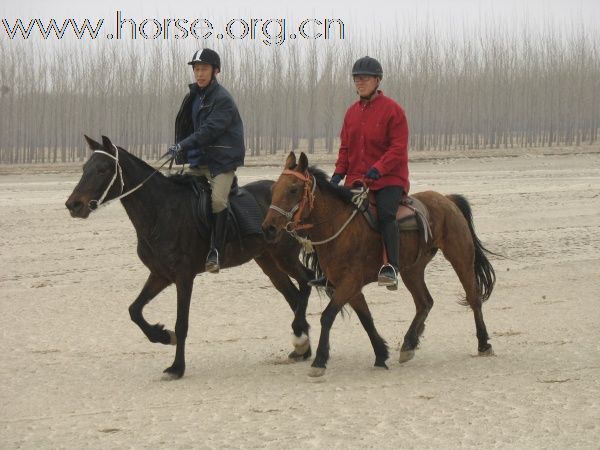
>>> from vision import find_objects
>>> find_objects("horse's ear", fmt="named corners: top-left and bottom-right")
top-left (101, 136), bottom-right (116, 155)
top-left (84, 135), bottom-right (103, 151)
top-left (297, 152), bottom-right (308, 173)
top-left (284, 151), bottom-right (296, 170)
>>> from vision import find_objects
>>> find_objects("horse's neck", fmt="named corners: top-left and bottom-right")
top-left (308, 187), bottom-right (358, 245)
top-left (118, 154), bottom-right (180, 233)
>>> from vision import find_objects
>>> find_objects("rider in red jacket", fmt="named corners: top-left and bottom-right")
top-left (331, 56), bottom-right (410, 289)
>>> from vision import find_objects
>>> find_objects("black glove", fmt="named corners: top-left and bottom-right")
top-left (330, 173), bottom-right (344, 186)
top-left (364, 167), bottom-right (381, 181)
top-left (168, 144), bottom-right (186, 165)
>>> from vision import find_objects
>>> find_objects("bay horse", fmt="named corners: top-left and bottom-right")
top-left (65, 136), bottom-right (314, 379)
top-left (262, 152), bottom-right (496, 377)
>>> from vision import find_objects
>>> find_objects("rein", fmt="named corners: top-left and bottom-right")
top-left (88, 145), bottom-right (173, 212)
top-left (269, 170), bottom-right (369, 253)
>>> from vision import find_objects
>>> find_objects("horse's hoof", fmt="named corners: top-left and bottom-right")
top-left (374, 360), bottom-right (389, 369)
top-left (478, 345), bottom-right (495, 356)
top-left (162, 365), bottom-right (185, 380)
top-left (308, 366), bottom-right (326, 378)
top-left (288, 347), bottom-right (312, 362)
top-left (167, 330), bottom-right (177, 346)
top-left (291, 332), bottom-right (310, 355)
top-left (399, 350), bottom-right (415, 363)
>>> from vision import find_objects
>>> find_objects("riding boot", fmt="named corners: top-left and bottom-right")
top-left (378, 221), bottom-right (400, 290)
top-left (206, 209), bottom-right (229, 273)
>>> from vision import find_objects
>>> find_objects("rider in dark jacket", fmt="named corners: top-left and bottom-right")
top-left (170, 48), bottom-right (245, 273)
top-left (174, 76), bottom-right (245, 176)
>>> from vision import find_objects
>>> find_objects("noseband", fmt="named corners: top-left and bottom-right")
top-left (268, 169), bottom-right (316, 232)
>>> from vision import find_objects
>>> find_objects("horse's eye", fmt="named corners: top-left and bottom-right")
top-left (289, 186), bottom-right (299, 195)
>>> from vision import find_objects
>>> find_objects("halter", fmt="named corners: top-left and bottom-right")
top-left (88, 145), bottom-right (171, 212)
top-left (268, 169), bottom-right (316, 232)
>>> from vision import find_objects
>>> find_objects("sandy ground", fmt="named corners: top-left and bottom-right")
top-left (1, 149), bottom-right (599, 449)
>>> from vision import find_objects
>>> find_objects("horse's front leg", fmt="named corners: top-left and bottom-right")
top-left (255, 253), bottom-right (312, 361)
top-left (129, 273), bottom-right (173, 345)
top-left (163, 276), bottom-right (194, 379)
top-left (309, 300), bottom-right (341, 377)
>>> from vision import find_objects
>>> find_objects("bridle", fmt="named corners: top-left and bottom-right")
top-left (268, 169), bottom-right (316, 233)
top-left (88, 145), bottom-right (172, 212)
top-left (268, 169), bottom-right (369, 253)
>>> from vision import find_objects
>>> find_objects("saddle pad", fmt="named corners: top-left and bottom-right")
top-left (403, 196), bottom-right (429, 222)
top-left (229, 189), bottom-right (264, 236)
top-left (168, 174), bottom-right (263, 239)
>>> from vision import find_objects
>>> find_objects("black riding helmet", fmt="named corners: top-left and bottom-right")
top-left (352, 56), bottom-right (383, 79)
top-left (188, 48), bottom-right (221, 71)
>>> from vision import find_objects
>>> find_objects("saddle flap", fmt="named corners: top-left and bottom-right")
top-left (396, 204), bottom-right (415, 221)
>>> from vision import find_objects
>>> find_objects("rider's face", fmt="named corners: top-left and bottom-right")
top-left (193, 63), bottom-right (216, 88)
top-left (353, 75), bottom-right (379, 97)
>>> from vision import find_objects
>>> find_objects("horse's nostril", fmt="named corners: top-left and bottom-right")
top-left (66, 200), bottom-right (82, 212)
top-left (262, 224), bottom-right (276, 240)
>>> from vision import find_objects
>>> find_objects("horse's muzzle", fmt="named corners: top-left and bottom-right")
top-left (65, 197), bottom-right (91, 219)
top-left (262, 223), bottom-right (281, 243)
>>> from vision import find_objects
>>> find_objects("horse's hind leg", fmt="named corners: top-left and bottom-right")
top-left (398, 265), bottom-right (433, 363)
top-left (349, 293), bottom-right (389, 368)
top-left (128, 273), bottom-right (174, 345)
top-left (255, 253), bottom-right (312, 361)
top-left (443, 246), bottom-right (492, 355)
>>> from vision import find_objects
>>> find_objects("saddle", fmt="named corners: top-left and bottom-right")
top-left (169, 174), bottom-right (264, 242)
top-left (358, 190), bottom-right (432, 243)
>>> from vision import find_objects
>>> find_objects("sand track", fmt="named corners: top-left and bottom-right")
top-left (1, 151), bottom-right (599, 449)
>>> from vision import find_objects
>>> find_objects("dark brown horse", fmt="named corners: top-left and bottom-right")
top-left (65, 136), bottom-right (314, 379)
top-left (262, 152), bottom-right (496, 377)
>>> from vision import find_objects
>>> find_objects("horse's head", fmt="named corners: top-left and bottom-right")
top-left (65, 135), bottom-right (123, 218)
top-left (262, 151), bottom-right (313, 242)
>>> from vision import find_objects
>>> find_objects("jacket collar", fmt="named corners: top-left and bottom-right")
top-left (188, 79), bottom-right (219, 98)
top-left (358, 90), bottom-right (383, 108)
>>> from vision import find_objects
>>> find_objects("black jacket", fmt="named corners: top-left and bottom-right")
top-left (175, 80), bottom-right (245, 175)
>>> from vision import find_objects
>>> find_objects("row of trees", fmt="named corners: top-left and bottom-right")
top-left (1, 22), bottom-right (598, 163)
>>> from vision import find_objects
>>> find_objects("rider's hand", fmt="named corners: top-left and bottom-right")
top-left (364, 167), bottom-right (381, 182)
top-left (168, 144), bottom-right (185, 164)
top-left (330, 173), bottom-right (344, 186)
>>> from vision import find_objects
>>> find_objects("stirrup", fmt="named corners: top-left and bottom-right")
top-left (205, 249), bottom-right (220, 274)
top-left (378, 264), bottom-right (398, 290)
top-left (308, 276), bottom-right (329, 288)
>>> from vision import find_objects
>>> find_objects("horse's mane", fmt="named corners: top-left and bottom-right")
top-left (118, 147), bottom-right (199, 186)
top-left (117, 146), bottom-right (167, 178)
top-left (308, 166), bottom-right (356, 205)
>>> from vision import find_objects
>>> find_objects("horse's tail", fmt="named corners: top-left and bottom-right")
top-left (447, 194), bottom-right (497, 303)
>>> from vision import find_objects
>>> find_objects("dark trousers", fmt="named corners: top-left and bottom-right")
top-left (374, 186), bottom-right (404, 269)
top-left (374, 186), bottom-right (404, 227)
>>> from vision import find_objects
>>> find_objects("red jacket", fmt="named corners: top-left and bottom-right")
top-left (334, 91), bottom-right (409, 193)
